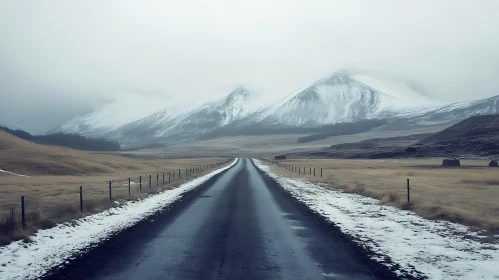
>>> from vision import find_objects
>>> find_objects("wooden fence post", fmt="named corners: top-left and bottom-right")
top-left (128, 178), bottom-right (131, 195)
top-left (109, 181), bottom-right (112, 201)
top-left (21, 196), bottom-right (25, 229)
top-left (149, 175), bottom-right (151, 189)
top-left (407, 179), bottom-right (410, 203)
top-left (80, 186), bottom-right (83, 213)
top-left (139, 176), bottom-right (142, 192)
top-left (321, 168), bottom-right (323, 178)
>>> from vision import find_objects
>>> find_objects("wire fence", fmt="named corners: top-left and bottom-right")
top-left (1, 159), bottom-right (232, 240)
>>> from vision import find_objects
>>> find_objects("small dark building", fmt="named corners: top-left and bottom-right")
top-left (442, 159), bottom-right (461, 167)
top-left (489, 160), bottom-right (498, 167)
top-left (275, 155), bottom-right (287, 160)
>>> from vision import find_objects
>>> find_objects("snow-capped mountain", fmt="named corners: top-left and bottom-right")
top-left (239, 71), bottom-right (437, 128)
top-left (55, 93), bottom-right (173, 136)
top-left (394, 94), bottom-right (499, 127)
top-left (55, 69), bottom-right (498, 147)
top-left (115, 86), bottom-right (270, 142)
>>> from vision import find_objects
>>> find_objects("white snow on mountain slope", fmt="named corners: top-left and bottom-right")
top-left (396, 94), bottom-right (499, 126)
top-left (209, 86), bottom-right (273, 125)
top-left (120, 86), bottom-right (275, 139)
top-left (57, 94), bottom-right (174, 135)
top-left (55, 70), bottom-right (497, 143)
top-left (241, 71), bottom-right (440, 128)
top-left (125, 101), bottom-right (201, 129)
top-left (244, 86), bottom-right (312, 123)
top-left (250, 73), bottom-right (431, 127)
top-left (352, 74), bottom-right (439, 109)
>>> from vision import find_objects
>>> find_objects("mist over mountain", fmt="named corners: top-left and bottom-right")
top-left (53, 70), bottom-right (498, 147)
top-left (2, 1), bottom-right (499, 134)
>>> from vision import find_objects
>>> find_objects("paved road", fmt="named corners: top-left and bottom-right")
top-left (43, 158), bottom-right (396, 280)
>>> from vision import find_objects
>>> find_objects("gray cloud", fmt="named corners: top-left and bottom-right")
top-left (1, 0), bottom-right (499, 133)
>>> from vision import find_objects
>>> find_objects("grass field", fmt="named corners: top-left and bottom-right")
top-left (0, 158), bottom-right (229, 245)
top-left (264, 158), bottom-right (499, 240)
top-left (0, 130), bottom-right (232, 245)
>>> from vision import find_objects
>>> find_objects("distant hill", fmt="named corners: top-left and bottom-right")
top-left (0, 130), bottom-right (111, 175)
top-left (403, 114), bottom-right (499, 158)
top-left (0, 126), bottom-right (120, 151)
top-left (289, 115), bottom-right (499, 159)
top-left (0, 130), bottom-right (157, 175)
top-left (417, 115), bottom-right (499, 145)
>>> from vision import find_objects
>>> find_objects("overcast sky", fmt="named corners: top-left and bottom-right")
top-left (1, 0), bottom-right (499, 133)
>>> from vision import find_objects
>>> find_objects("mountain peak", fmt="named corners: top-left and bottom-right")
top-left (312, 69), bottom-right (355, 87)
top-left (227, 86), bottom-right (253, 97)
top-left (224, 86), bottom-right (261, 104)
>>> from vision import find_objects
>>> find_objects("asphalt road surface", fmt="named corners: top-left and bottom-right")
top-left (43, 158), bottom-right (398, 280)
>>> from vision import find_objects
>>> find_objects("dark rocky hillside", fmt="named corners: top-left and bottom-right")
top-left (290, 114), bottom-right (499, 159)
top-left (403, 114), bottom-right (499, 158)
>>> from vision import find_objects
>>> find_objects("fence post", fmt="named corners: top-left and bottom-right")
top-left (163, 173), bottom-right (165, 184)
top-left (321, 168), bottom-right (323, 178)
top-left (140, 176), bottom-right (142, 192)
top-left (128, 178), bottom-right (131, 195)
top-left (21, 196), bottom-right (25, 229)
top-left (179, 169), bottom-right (180, 178)
top-left (149, 175), bottom-right (151, 189)
top-left (80, 186), bottom-right (83, 213)
top-left (407, 179), bottom-right (410, 203)
top-left (109, 181), bottom-right (112, 201)
top-left (157, 174), bottom-right (159, 187)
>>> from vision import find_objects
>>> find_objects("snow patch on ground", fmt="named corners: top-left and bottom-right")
top-left (253, 159), bottom-right (499, 280)
top-left (0, 169), bottom-right (29, 177)
top-left (0, 159), bottom-right (237, 280)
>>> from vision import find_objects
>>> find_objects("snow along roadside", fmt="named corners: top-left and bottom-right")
top-left (0, 158), bottom-right (238, 280)
top-left (253, 159), bottom-right (499, 280)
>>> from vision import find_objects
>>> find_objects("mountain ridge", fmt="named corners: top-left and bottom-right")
top-left (54, 70), bottom-right (499, 147)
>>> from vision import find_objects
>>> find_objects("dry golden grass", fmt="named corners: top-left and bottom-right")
top-left (0, 130), bottom-right (197, 176)
top-left (0, 158), bottom-right (230, 245)
top-left (266, 158), bottom-right (499, 236)
top-left (0, 130), bottom-right (231, 245)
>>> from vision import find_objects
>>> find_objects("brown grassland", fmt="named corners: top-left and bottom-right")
top-left (0, 131), bottom-right (230, 245)
top-left (265, 158), bottom-right (499, 240)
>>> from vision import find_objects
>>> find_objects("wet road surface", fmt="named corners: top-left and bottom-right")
top-left (43, 158), bottom-right (397, 280)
